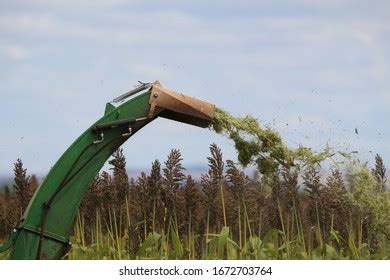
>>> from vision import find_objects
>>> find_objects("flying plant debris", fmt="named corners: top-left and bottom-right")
top-left (210, 108), bottom-right (334, 176)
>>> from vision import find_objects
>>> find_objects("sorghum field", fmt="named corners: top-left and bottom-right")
top-left (1, 143), bottom-right (389, 260)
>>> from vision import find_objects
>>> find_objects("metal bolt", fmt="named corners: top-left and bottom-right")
top-left (153, 92), bottom-right (158, 98)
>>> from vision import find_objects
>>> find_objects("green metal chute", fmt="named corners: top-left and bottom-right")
top-left (2, 82), bottom-right (215, 259)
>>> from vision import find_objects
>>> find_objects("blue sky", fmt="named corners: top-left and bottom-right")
top-left (0, 1), bottom-right (389, 176)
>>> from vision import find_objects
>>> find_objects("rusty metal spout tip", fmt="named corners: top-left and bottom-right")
top-left (149, 82), bottom-right (215, 128)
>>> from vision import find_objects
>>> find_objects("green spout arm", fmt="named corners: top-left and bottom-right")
top-left (4, 82), bottom-right (214, 259)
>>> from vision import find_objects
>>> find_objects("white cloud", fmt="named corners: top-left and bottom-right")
top-left (1, 7), bottom-right (388, 54)
top-left (0, 45), bottom-right (30, 60)
top-left (4, 0), bottom-right (132, 9)
top-left (0, 12), bottom-right (239, 47)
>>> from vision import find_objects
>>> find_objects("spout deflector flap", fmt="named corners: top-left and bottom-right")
top-left (149, 83), bottom-right (215, 128)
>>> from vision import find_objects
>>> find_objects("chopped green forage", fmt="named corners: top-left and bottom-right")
top-left (210, 108), bottom-right (334, 176)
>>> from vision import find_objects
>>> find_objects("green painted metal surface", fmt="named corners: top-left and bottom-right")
top-left (9, 90), bottom-right (153, 259)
